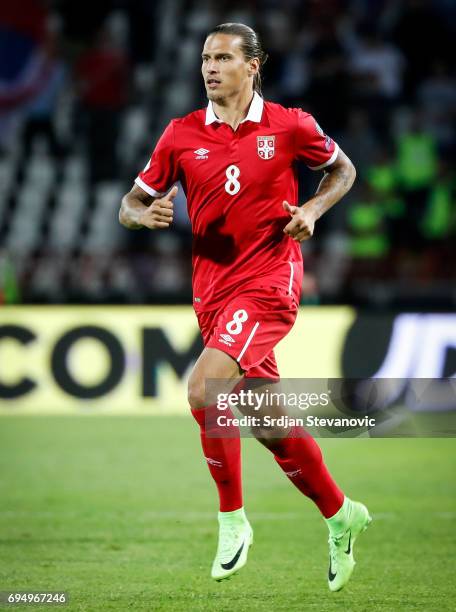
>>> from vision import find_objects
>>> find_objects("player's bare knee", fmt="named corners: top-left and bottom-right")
top-left (251, 424), bottom-right (289, 446)
top-left (187, 374), bottom-right (207, 409)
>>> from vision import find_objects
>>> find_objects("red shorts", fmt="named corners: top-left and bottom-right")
top-left (196, 286), bottom-right (299, 379)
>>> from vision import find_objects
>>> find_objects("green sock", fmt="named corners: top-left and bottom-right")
top-left (325, 497), bottom-right (351, 537)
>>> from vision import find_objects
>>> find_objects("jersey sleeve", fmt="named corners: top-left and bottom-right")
top-left (135, 121), bottom-right (179, 196)
top-left (294, 110), bottom-right (339, 170)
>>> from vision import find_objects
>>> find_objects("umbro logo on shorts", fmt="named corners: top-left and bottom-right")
top-left (219, 333), bottom-right (235, 347)
top-left (220, 333), bottom-right (235, 344)
top-left (194, 147), bottom-right (209, 159)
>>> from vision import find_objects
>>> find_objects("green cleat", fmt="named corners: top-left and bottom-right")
top-left (211, 510), bottom-right (253, 581)
top-left (327, 500), bottom-right (372, 592)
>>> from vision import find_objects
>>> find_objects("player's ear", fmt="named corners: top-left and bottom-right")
top-left (248, 58), bottom-right (260, 76)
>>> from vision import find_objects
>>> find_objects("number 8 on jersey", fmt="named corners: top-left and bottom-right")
top-left (225, 164), bottom-right (241, 195)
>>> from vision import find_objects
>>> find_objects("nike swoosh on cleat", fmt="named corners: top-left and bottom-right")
top-left (221, 542), bottom-right (244, 570)
top-left (345, 531), bottom-right (352, 555)
top-left (328, 558), bottom-right (337, 582)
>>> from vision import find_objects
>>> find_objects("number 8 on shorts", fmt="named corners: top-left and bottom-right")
top-left (226, 309), bottom-right (248, 335)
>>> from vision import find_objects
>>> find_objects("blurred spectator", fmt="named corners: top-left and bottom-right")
top-left (126, 0), bottom-right (160, 64)
top-left (0, 0), bottom-right (49, 152)
top-left (347, 182), bottom-right (390, 261)
top-left (306, 21), bottom-right (350, 134)
top-left (391, 0), bottom-right (452, 98)
top-left (421, 161), bottom-right (455, 242)
top-left (348, 27), bottom-right (405, 133)
top-left (349, 28), bottom-right (405, 101)
top-left (21, 29), bottom-right (67, 160)
top-left (417, 60), bottom-right (456, 155)
top-left (75, 24), bottom-right (129, 184)
top-left (394, 111), bottom-right (438, 248)
top-left (366, 147), bottom-right (397, 193)
top-left (339, 109), bottom-right (381, 175)
top-left (396, 113), bottom-right (437, 191)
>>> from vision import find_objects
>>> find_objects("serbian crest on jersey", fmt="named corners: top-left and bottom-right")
top-left (257, 135), bottom-right (275, 159)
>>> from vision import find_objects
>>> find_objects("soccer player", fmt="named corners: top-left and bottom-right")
top-left (119, 23), bottom-right (371, 591)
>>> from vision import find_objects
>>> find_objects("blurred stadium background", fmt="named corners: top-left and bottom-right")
top-left (0, 1), bottom-right (455, 610)
top-left (0, 0), bottom-right (454, 308)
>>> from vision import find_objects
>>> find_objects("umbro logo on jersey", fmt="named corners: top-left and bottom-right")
top-left (194, 147), bottom-right (209, 159)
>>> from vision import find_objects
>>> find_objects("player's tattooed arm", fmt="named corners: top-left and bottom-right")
top-left (283, 149), bottom-right (356, 242)
top-left (119, 184), bottom-right (178, 230)
top-left (313, 149), bottom-right (356, 212)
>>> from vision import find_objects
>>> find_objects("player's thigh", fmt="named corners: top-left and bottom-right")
top-left (206, 288), bottom-right (297, 374)
top-left (188, 347), bottom-right (243, 409)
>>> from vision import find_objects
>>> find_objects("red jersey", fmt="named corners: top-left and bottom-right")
top-left (136, 93), bottom-right (338, 312)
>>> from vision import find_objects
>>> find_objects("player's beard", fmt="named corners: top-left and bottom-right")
top-left (207, 86), bottom-right (243, 107)
top-left (207, 91), bottom-right (227, 105)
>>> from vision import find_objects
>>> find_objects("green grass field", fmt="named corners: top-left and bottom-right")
top-left (0, 416), bottom-right (455, 611)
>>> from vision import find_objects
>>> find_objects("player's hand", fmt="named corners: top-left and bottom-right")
top-left (282, 201), bottom-right (317, 242)
top-left (139, 185), bottom-right (178, 229)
